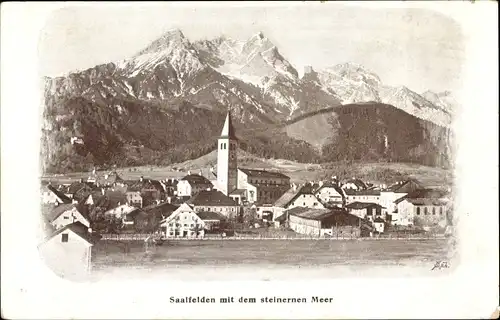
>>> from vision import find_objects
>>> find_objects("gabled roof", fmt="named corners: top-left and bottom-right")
top-left (274, 186), bottom-right (319, 208)
top-left (196, 211), bottom-right (227, 221)
top-left (344, 179), bottom-right (367, 189)
top-left (239, 168), bottom-right (290, 180)
top-left (44, 203), bottom-right (81, 223)
top-left (46, 185), bottom-right (72, 204)
top-left (394, 188), bottom-right (449, 204)
top-left (346, 202), bottom-right (384, 210)
top-left (386, 179), bottom-right (423, 193)
top-left (142, 202), bottom-right (179, 219)
top-left (220, 111), bottom-right (237, 140)
top-left (96, 171), bottom-right (123, 186)
top-left (315, 183), bottom-right (345, 197)
top-left (180, 174), bottom-right (212, 185)
top-left (344, 189), bottom-right (381, 196)
top-left (67, 181), bottom-right (95, 194)
top-left (289, 208), bottom-right (333, 221)
top-left (46, 221), bottom-right (100, 245)
top-left (187, 190), bottom-right (237, 207)
top-left (274, 188), bottom-right (300, 208)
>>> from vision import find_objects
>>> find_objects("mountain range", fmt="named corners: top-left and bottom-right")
top-left (41, 29), bottom-right (455, 174)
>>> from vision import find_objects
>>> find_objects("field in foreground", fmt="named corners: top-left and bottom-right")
top-left (90, 239), bottom-right (455, 280)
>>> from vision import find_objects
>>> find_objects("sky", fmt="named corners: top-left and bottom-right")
top-left (37, 2), bottom-right (466, 94)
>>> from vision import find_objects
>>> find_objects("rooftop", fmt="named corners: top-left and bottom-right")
top-left (196, 211), bottom-right (227, 221)
top-left (346, 202), bottom-right (384, 210)
top-left (239, 168), bottom-right (290, 179)
top-left (180, 174), bottom-right (212, 185)
top-left (220, 111), bottom-right (238, 140)
top-left (187, 189), bottom-right (237, 207)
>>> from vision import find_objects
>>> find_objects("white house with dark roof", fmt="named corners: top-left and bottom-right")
top-left (379, 179), bottom-right (424, 217)
top-left (237, 168), bottom-right (290, 205)
top-left (42, 185), bottom-right (72, 205)
top-left (344, 189), bottom-right (381, 205)
top-left (187, 189), bottom-right (239, 219)
top-left (393, 188), bottom-right (450, 229)
top-left (345, 202), bottom-right (385, 222)
top-left (159, 203), bottom-right (205, 238)
top-left (177, 174), bottom-right (213, 198)
top-left (288, 207), bottom-right (364, 237)
top-left (45, 203), bottom-right (91, 230)
top-left (314, 182), bottom-right (346, 207)
top-left (38, 221), bottom-right (97, 281)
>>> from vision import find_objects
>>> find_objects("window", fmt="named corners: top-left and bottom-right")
top-left (432, 207), bottom-right (436, 215)
top-left (184, 224), bottom-right (188, 227)
top-left (440, 207), bottom-right (444, 215)
top-left (416, 207), bottom-right (421, 215)
top-left (61, 234), bottom-right (68, 242)
top-left (63, 216), bottom-right (69, 220)
top-left (303, 202), bottom-right (306, 206)
top-left (424, 207), bottom-right (428, 215)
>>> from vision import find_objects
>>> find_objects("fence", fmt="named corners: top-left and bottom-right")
top-left (99, 233), bottom-right (447, 241)
top-left (100, 233), bottom-right (152, 241)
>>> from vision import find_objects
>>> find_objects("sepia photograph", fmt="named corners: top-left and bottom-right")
top-left (1, 1), bottom-right (498, 319)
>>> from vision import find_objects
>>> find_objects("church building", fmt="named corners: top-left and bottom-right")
top-left (214, 112), bottom-right (291, 205)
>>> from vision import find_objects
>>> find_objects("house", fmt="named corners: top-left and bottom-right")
top-left (38, 221), bottom-right (99, 281)
top-left (187, 189), bottom-right (239, 219)
top-left (66, 180), bottom-right (96, 202)
top-left (95, 171), bottom-right (125, 187)
top-left (344, 189), bottom-right (381, 205)
top-left (41, 185), bottom-right (72, 205)
top-left (229, 189), bottom-right (247, 205)
top-left (373, 217), bottom-right (386, 233)
top-left (159, 203), bottom-right (205, 238)
top-left (271, 185), bottom-right (325, 221)
top-left (44, 203), bottom-right (91, 230)
top-left (394, 188), bottom-right (450, 229)
top-left (93, 189), bottom-right (128, 211)
top-left (177, 174), bottom-right (213, 198)
top-left (341, 178), bottom-right (367, 191)
top-left (345, 202), bottom-right (385, 222)
top-left (128, 177), bottom-right (164, 203)
top-left (126, 191), bottom-right (143, 208)
top-left (195, 211), bottom-right (227, 232)
top-left (236, 168), bottom-right (290, 205)
top-left (288, 207), bottom-right (364, 237)
top-left (127, 202), bottom-right (179, 233)
top-left (314, 182), bottom-right (346, 207)
top-left (379, 179), bottom-right (424, 217)
top-left (162, 179), bottom-right (178, 196)
top-left (103, 203), bottom-right (138, 220)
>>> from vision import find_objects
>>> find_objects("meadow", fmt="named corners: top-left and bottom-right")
top-left (90, 239), bottom-right (455, 280)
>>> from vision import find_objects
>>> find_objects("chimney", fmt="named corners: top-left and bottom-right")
top-left (167, 197), bottom-right (172, 204)
top-left (80, 178), bottom-right (84, 183)
top-left (101, 188), bottom-right (105, 195)
top-left (304, 65), bottom-right (313, 75)
top-left (140, 176), bottom-right (144, 182)
top-left (318, 181), bottom-right (323, 187)
top-left (104, 174), bottom-right (109, 179)
top-left (88, 228), bottom-right (93, 234)
top-left (187, 170), bottom-right (191, 175)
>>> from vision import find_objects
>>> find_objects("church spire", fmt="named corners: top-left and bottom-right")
top-left (220, 111), bottom-right (237, 140)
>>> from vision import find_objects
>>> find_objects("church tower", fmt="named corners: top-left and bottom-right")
top-left (217, 111), bottom-right (238, 196)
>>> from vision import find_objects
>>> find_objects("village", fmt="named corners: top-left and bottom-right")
top-left (38, 112), bottom-right (454, 278)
